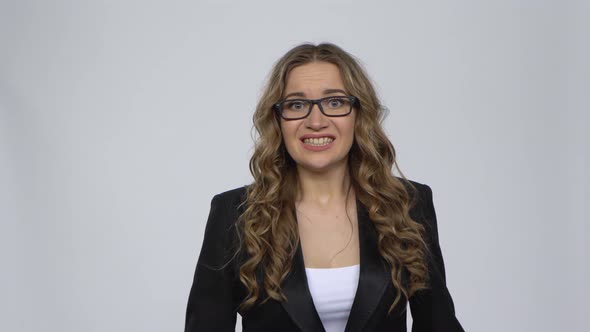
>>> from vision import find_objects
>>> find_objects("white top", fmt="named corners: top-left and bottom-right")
top-left (305, 264), bottom-right (360, 332)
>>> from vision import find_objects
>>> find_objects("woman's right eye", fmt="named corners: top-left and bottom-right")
top-left (287, 101), bottom-right (305, 110)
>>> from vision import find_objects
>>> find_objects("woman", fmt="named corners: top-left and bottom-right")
top-left (185, 43), bottom-right (464, 331)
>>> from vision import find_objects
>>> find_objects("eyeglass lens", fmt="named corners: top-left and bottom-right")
top-left (280, 96), bottom-right (352, 119)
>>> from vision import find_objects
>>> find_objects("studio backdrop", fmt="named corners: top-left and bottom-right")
top-left (0, 1), bottom-right (587, 331)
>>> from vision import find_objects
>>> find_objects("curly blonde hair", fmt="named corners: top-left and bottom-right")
top-left (236, 43), bottom-right (430, 314)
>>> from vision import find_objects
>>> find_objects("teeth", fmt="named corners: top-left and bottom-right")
top-left (303, 137), bottom-right (334, 146)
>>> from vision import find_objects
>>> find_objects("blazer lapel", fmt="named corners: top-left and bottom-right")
top-left (344, 199), bottom-right (390, 332)
top-left (280, 199), bottom-right (389, 332)
top-left (281, 242), bottom-right (326, 331)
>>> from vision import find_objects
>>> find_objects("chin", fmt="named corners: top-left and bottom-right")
top-left (296, 159), bottom-right (347, 173)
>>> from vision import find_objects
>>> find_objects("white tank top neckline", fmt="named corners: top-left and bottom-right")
top-left (304, 264), bottom-right (360, 332)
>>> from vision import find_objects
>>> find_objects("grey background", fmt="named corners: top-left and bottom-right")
top-left (1, 1), bottom-right (588, 331)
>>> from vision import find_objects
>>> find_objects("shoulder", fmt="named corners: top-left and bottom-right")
top-left (205, 186), bottom-right (249, 234)
top-left (395, 176), bottom-right (432, 204)
top-left (395, 176), bottom-right (425, 189)
top-left (211, 185), bottom-right (249, 207)
top-left (394, 176), bottom-right (437, 229)
top-left (210, 180), bottom-right (435, 221)
top-left (200, 186), bottom-right (249, 260)
top-left (211, 185), bottom-right (248, 212)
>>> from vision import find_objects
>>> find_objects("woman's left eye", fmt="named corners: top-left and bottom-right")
top-left (328, 99), bottom-right (343, 107)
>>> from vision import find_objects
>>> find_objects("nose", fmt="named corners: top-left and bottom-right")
top-left (304, 103), bottom-right (328, 130)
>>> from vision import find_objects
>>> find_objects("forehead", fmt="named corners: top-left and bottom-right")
top-left (284, 62), bottom-right (345, 95)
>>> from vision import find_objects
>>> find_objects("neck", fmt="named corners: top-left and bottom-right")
top-left (295, 163), bottom-right (353, 208)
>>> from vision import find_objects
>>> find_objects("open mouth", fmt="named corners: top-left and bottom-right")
top-left (302, 137), bottom-right (334, 146)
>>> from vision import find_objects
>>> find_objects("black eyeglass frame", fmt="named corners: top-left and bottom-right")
top-left (273, 95), bottom-right (359, 120)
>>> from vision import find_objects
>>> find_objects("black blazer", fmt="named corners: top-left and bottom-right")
top-left (185, 180), bottom-right (464, 331)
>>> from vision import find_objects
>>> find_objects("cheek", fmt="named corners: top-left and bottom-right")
top-left (280, 122), bottom-right (298, 147)
top-left (341, 118), bottom-right (356, 140)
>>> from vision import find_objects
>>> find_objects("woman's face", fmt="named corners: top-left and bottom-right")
top-left (280, 61), bottom-right (356, 174)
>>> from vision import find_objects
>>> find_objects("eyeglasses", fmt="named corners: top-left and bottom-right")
top-left (274, 95), bottom-right (358, 120)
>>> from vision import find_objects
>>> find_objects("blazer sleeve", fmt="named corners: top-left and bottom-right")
top-left (185, 194), bottom-right (237, 331)
top-left (409, 184), bottom-right (465, 332)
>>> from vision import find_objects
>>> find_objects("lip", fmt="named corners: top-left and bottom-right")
top-left (300, 135), bottom-right (335, 152)
top-left (299, 134), bottom-right (336, 141)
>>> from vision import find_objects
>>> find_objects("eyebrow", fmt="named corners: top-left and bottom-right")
top-left (283, 89), bottom-right (348, 99)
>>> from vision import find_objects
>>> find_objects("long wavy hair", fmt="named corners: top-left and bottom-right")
top-left (236, 43), bottom-right (430, 314)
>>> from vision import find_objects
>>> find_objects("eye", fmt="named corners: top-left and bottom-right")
top-left (326, 97), bottom-right (346, 108)
top-left (285, 100), bottom-right (307, 111)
